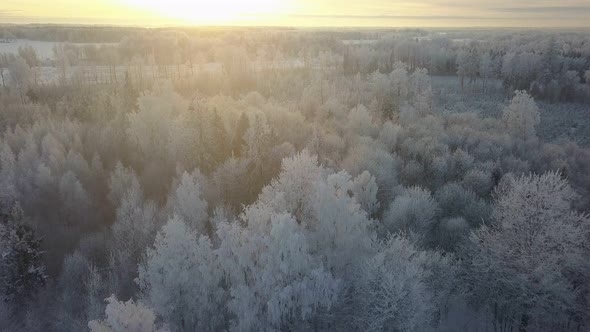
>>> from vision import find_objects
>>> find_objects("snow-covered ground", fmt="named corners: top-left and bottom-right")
top-left (342, 39), bottom-right (378, 45)
top-left (0, 40), bottom-right (59, 60)
top-left (432, 75), bottom-right (590, 147)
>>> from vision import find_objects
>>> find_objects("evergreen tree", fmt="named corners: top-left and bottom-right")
top-left (210, 109), bottom-right (230, 167)
top-left (0, 203), bottom-right (47, 303)
top-left (231, 112), bottom-right (249, 157)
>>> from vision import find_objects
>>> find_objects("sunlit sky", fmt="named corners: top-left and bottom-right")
top-left (1, 0), bottom-right (589, 27)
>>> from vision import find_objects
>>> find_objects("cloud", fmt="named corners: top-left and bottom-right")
top-left (2, 0), bottom-right (590, 26)
top-left (0, 9), bottom-right (22, 17)
top-left (278, 14), bottom-right (498, 21)
top-left (491, 6), bottom-right (590, 13)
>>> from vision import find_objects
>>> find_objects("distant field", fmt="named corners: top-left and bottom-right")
top-left (0, 39), bottom-right (115, 60)
top-left (538, 102), bottom-right (590, 147)
top-left (432, 75), bottom-right (590, 147)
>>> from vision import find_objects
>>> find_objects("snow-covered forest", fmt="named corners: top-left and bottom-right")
top-left (1, 26), bottom-right (590, 331)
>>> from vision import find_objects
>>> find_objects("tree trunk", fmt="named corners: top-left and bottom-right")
top-left (493, 303), bottom-right (498, 332)
top-left (518, 313), bottom-right (529, 332)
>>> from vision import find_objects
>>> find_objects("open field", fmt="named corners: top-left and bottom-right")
top-left (432, 75), bottom-right (590, 146)
top-left (0, 39), bottom-right (116, 60)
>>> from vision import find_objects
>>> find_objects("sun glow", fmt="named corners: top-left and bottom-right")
top-left (123, 0), bottom-right (290, 24)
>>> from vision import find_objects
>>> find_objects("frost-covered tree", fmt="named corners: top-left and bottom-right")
top-left (378, 121), bottom-right (401, 152)
top-left (409, 68), bottom-right (432, 99)
top-left (216, 212), bottom-right (340, 332)
top-left (437, 217), bottom-right (470, 253)
top-left (350, 235), bottom-right (456, 332)
top-left (108, 162), bottom-right (139, 206)
top-left (464, 172), bottom-right (590, 330)
top-left (501, 52), bottom-right (542, 91)
top-left (368, 71), bottom-right (395, 115)
top-left (166, 170), bottom-right (208, 234)
top-left (109, 165), bottom-right (160, 296)
top-left (0, 203), bottom-right (47, 303)
top-left (244, 111), bottom-right (271, 163)
top-left (8, 57), bottom-right (32, 103)
top-left (479, 53), bottom-right (494, 90)
top-left (127, 82), bottom-right (187, 161)
top-left (456, 48), bottom-right (479, 89)
top-left (210, 110), bottom-right (230, 166)
top-left (502, 91), bottom-right (541, 141)
top-left (390, 62), bottom-right (409, 102)
top-left (89, 296), bottom-right (167, 332)
top-left (462, 168), bottom-right (493, 197)
top-left (138, 217), bottom-right (224, 332)
top-left (383, 186), bottom-right (438, 240)
top-left (55, 251), bottom-right (92, 328)
top-left (212, 156), bottom-right (252, 209)
top-left (256, 150), bottom-right (324, 222)
top-left (17, 46), bottom-right (39, 68)
top-left (310, 171), bottom-right (376, 271)
top-left (435, 182), bottom-right (490, 227)
top-left (341, 140), bottom-right (398, 202)
top-left (346, 105), bottom-right (377, 138)
top-left (231, 112), bottom-right (249, 157)
top-left (0, 53), bottom-right (10, 87)
top-left (59, 170), bottom-right (92, 227)
top-left (257, 151), bottom-right (376, 270)
top-left (351, 171), bottom-right (380, 216)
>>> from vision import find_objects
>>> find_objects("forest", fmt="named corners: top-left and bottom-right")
top-left (0, 26), bottom-right (589, 331)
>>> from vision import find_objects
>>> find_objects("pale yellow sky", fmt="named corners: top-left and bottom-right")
top-left (1, 0), bottom-right (589, 27)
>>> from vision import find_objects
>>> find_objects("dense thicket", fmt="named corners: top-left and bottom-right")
top-left (0, 27), bottom-right (589, 331)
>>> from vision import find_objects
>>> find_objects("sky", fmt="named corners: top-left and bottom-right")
top-left (1, 0), bottom-right (589, 27)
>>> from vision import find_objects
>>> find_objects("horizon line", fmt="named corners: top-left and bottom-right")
top-left (2, 23), bottom-right (590, 30)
